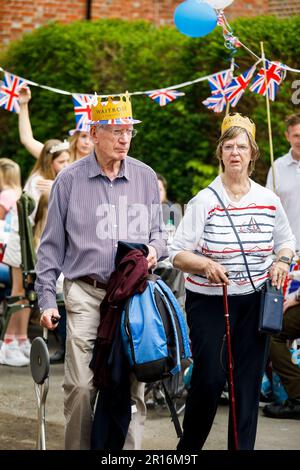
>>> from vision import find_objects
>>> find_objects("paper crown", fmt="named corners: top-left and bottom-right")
top-left (89, 92), bottom-right (141, 125)
top-left (221, 113), bottom-right (256, 139)
top-left (49, 139), bottom-right (70, 154)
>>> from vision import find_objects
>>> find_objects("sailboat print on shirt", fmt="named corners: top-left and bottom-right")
top-left (239, 217), bottom-right (261, 233)
top-left (233, 271), bottom-right (249, 286)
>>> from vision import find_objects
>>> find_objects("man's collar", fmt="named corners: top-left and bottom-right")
top-left (88, 152), bottom-right (130, 180)
top-left (287, 148), bottom-right (300, 165)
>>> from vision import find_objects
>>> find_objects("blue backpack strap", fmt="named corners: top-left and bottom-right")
top-left (155, 282), bottom-right (180, 376)
top-left (156, 279), bottom-right (191, 359)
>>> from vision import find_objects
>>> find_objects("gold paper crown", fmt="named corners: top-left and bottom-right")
top-left (91, 92), bottom-right (133, 122)
top-left (221, 113), bottom-right (256, 139)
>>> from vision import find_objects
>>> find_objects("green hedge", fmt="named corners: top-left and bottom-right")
top-left (0, 16), bottom-right (300, 203)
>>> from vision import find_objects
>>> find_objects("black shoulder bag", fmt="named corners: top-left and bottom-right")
top-left (208, 186), bottom-right (283, 335)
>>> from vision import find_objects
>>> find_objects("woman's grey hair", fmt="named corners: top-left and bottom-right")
top-left (215, 127), bottom-right (260, 175)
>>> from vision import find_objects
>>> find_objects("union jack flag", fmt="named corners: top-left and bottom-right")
top-left (249, 61), bottom-right (285, 101)
top-left (202, 93), bottom-right (227, 113)
top-left (202, 70), bottom-right (232, 113)
top-left (0, 72), bottom-right (27, 113)
top-left (72, 94), bottom-right (94, 127)
top-left (207, 70), bottom-right (232, 95)
top-left (283, 260), bottom-right (300, 299)
top-left (146, 89), bottom-right (185, 106)
top-left (224, 66), bottom-right (256, 107)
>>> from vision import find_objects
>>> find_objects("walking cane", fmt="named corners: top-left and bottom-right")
top-left (222, 284), bottom-right (239, 450)
top-left (30, 327), bottom-right (50, 450)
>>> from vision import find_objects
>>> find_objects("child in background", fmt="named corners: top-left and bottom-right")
top-left (33, 194), bottom-right (66, 363)
top-left (0, 159), bottom-right (22, 294)
top-left (0, 140), bottom-right (70, 367)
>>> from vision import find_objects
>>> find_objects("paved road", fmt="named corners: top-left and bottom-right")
top-left (0, 354), bottom-right (299, 451)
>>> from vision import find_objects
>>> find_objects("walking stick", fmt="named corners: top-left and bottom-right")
top-left (222, 284), bottom-right (239, 450)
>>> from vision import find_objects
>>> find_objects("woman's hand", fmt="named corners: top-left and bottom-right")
top-left (269, 260), bottom-right (289, 290)
top-left (204, 259), bottom-right (230, 285)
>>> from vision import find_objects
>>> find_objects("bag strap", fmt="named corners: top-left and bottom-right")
top-left (161, 380), bottom-right (183, 438)
top-left (208, 186), bottom-right (257, 292)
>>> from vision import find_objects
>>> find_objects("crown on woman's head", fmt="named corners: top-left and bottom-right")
top-left (89, 92), bottom-right (141, 124)
top-left (221, 113), bottom-right (256, 139)
top-left (49, 139), bottom-right (70, 154)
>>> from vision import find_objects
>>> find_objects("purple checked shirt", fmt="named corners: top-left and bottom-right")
top-left (35, 152), bottom-right (167, 310)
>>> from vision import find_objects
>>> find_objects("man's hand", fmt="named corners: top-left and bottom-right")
top-left (146, 245), bottom-right (157, 269)
top-left (40, 308), bottom-right (60, 330)
top-left (19, 86), bottom-right (31, 105)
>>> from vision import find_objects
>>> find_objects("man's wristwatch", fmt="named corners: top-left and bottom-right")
top-left (277, 256), bottom-right (292, 265)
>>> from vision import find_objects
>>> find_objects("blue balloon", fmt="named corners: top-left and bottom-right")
top-left (174, 0), bottom-right (218, 38)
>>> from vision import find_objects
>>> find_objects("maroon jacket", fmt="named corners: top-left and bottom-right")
top-left (91, 249), bottom-right (148, 388)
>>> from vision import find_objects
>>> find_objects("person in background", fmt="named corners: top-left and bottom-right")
top-left (156, 173), bottom-right (182, 229)
top-left (155, 173), bottom-right (185, 307)
top-left (33, 193), bottom-right (66, 364)
top-left (0, 158), bottom-right (22, 252)
top-left (36, 93), bottom-right (166, 450)
top-left (0, 140), bottom-right (70, 367)
top-left (0, 159), bottom-right (22, 299)
top-left (263, 113), bottom-right (300, 419)
top-left (266, 113), bottom-right (300, 254)
top-left (18, 84), bottom-right (82, 364)
top-left (18, 86), bottom-right (93, 162)
top-left (262, 278), bottom-right (300, 419)
top-left (169, 113), bottom-right (295, 450)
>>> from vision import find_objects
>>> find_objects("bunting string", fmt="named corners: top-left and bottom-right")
top-left (1, 13), bottom-right (300, 123)
top-left (0, 65), bottom-right (231, 98)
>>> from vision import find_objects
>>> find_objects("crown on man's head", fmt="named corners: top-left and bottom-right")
top-left (49, 139), bottom-right (70, 154)
top-left (90, 92), bottom-right (141, 125)
top-left (221, 113), bottom-right (256, 139)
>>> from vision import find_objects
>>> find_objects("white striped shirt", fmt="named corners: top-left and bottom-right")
top-left (169, 175), bottom-right (295, 296)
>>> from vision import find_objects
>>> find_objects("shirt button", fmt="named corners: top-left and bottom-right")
top-left (110, 184), bottom-right (113, 188)
top-left (111, 205), bottom-right (115, 208)
top-left (115, 243), bottom-right (118, 247)
top-left (114, 224), bottom-right (118, 228)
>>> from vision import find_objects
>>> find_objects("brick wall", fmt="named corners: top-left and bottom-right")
top-left (269, 0), bottom-right (300, 17)
top-left (0, 0), bottom-right (298, 48)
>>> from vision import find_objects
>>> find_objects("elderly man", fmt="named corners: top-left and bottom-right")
top-left (36, 93), bottom-right (166, 449)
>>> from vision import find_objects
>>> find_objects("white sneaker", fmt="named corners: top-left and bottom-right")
top-left (0, 340), bottom-right (30, 367)
top-left (19, 339), bottom-right (31, 359)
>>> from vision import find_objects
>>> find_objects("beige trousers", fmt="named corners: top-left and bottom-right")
top-left (63, 279), bottom-right (146, 450)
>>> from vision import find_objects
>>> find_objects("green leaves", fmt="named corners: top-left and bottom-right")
top-left (0, 16), bottom-right (299, 200)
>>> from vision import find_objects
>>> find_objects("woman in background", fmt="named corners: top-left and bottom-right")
top-left (0, 140), bottom-right (70, 367)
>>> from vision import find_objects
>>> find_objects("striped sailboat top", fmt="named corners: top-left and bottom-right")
top-left (169, 175), bottom-right (295, 296)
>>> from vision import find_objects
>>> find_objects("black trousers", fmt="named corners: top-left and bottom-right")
top-left (178, 290), bottom-right (267, 451)
top-left (270, 303), bottom-right (300, 399)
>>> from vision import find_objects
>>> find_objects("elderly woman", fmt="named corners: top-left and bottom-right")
top-left (169, 113), bottom-right (295, 450)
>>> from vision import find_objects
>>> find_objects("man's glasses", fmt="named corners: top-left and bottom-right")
top-left (101, 127), bottom-right (138, 138)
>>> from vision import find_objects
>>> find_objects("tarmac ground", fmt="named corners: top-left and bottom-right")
top-left (0, 326), bottom-right (299, 452)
